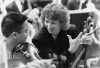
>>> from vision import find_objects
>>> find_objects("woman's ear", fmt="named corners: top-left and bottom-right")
top-left (12, 32), bottom-right (17, 39)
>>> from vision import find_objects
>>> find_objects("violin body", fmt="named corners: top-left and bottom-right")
top-left (9, 42), bottom-right (68, 68)
top-left (13, 51), bottom-right (32, 63)
top-left (12, 42), bottom-right (41, 63)
top-left (70, 15), bottom-right (93, 68)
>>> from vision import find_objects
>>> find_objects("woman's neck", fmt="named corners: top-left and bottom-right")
top-left (52, 31), bottom-right (60, 39)
top-left (52, 35), bottom-right (56, 40)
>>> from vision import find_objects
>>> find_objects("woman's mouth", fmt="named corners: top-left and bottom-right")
top-left (48, 28), bottom-right (54, 32)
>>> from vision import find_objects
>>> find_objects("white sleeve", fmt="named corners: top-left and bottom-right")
top-left (0, 43), bottom-right (4, 64)
top-left (0, 41), bottom-right (8, 68)
top-left (0, 43), bottom-right (4, 68)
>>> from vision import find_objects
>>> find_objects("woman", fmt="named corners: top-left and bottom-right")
top-left (32, 3), bottom-right (92, 68)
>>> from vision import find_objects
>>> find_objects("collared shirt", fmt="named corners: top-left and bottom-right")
top-left (15, 0), bottom-right (22, 12)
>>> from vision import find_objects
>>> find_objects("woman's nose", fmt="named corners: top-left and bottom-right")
top-left (48, 23), bottom-right (52, 28)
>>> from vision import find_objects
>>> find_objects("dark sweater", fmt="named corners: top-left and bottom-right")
top-left (32, 24), bottom-right (78, 68)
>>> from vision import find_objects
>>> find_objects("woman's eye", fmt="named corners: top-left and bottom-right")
top-left (45, 20), bottom-right (49, 23)
top-left (52, 22), bottom-right (56, 24)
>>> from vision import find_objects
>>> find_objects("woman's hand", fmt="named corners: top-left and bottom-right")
top-left (81, 33), bottom-right (93, 45)
top-left (67, 32), bottom-right (83, 54)
top-left (67, 32), bottom-right (92, 54)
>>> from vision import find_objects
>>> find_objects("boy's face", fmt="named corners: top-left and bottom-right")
top-left (15, 20), bottom-right (29, 44)
top-left (44, 18), bottom-right (61, 37)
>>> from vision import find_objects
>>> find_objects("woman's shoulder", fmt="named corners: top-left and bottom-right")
top-left (69, 24), bottom-right (77, 30)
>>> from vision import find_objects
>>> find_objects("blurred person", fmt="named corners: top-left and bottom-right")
top-left (28, 0), bottom-right (38, 9)
top-left (0, 9), bottom-right (4, 41)
top-left (5, 0), bottom-right (40, 15)
top-left (0, 0), bottom-right (3, 5)
top-left (3, 0), bottom-right (14, 6)
top-left (67, 0), bottom-right (80, 10)
top-left (0, 0), bottom-right (7, 17)
top-left (92, 0), bottom-right (100, 11)
top-left (87, 57), bottom-right (100, 68)
top-left (32, 3), bottom-right (93, 68)
top-left (61, 0), bottom-right (68, 6)
top-left (26, 7), bottom-right (42, 44)
top-left (86, 1), bottom-right (100, 68)
top-left (22, 0), bottom-right (41, 14)
top-left (67, 0), bottom-right (88, 10)
top-left (5, 0), bottom-right (33, 15)
top-left (85, 0), bottom-right (100, 58)
top-left (53, 0), bottom-right (69, 6)
top-left (6, 0), bottom-right (27, 13)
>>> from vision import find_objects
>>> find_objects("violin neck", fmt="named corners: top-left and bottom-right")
top-left (71, 48), bottom-right (85, 68)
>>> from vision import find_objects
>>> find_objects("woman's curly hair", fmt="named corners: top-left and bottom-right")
top-left (40, 3), bottom-right (70, 30)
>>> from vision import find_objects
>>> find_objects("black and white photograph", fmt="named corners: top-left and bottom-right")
top-left (0, 0), bottom-right (100, 68)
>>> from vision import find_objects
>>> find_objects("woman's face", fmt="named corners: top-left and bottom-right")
top-left (44, 18), bottom-right (61, 37)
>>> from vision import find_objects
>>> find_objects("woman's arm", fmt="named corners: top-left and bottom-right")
top-left (32, 39), bottom-right (54, 59)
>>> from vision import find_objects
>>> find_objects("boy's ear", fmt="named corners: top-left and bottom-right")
top-left (12, 32), bottom-right (17, 38)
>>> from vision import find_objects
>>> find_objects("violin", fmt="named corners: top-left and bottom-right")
top-left (8, 46), bottom-right (67, 68)
top-left (11, 42), bottom-right (67, 68)
top-left (12, 42), bottom-right (41, 63)
top-left (70, 16), bottom-right (93, 68)
top-left (8, 54), bottom-right (67, 68)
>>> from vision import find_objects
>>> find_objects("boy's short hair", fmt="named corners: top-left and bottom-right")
top-left (1, 12), bottom-right (28, 37)
top-left (40, 3), bottom-right (70, 29)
